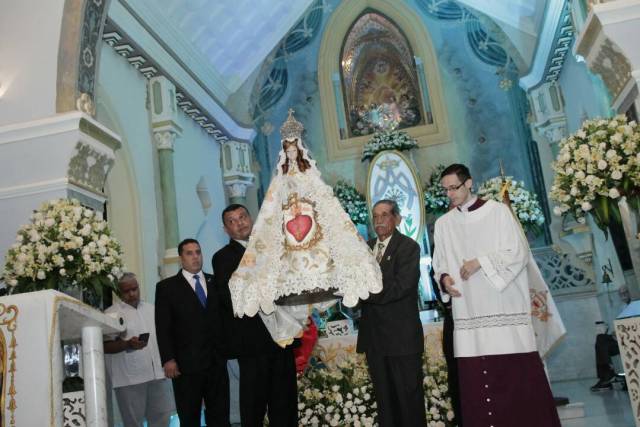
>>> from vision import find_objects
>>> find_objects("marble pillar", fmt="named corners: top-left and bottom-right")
top-left (82, 326), bottom-right (108, 427)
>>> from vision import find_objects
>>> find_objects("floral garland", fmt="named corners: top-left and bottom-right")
top-left (2, 198), bottom-right (124, 297)
top-left (550, 114), bottom-right (640, 232)
top-left (423, 165), bottom-right (450, 217)
top-left (333, 180), bottom-right (369, 226)
top-left (297, 352), bottom-right (455, 426)
top-left (361, 130), bottom-right (418, 162)
top-left (477, 176), bottom-right (546, 235)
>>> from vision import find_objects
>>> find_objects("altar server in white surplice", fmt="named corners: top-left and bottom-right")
top-left (432, 164), bottom-right (560, 427)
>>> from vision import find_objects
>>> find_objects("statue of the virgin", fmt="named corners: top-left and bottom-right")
top-left (229, 110), bottom-right (382, 343)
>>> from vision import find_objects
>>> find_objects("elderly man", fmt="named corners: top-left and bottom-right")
top-left (356, 199), bottom-right (426, 427)
top-left (432, 163), bottom-right (560, 427)
top-left (104, 273), bottom-right (174, 427)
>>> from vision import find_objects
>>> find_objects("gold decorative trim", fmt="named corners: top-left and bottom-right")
top-left (0, 303), bottom-right (19, 427)
top-left (318, 0), bottom-right (450, 161)
top-left (282, 193), bottom-right (324, 251)
top-left (366, 149), bottom-right (426, 241)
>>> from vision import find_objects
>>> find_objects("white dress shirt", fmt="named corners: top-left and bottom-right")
top-left (104, 301), bottom-right (165, 388)
top-left (375, 234), bottom-right (393, 260)
top-left (182, 269), bottom-right (207, 297)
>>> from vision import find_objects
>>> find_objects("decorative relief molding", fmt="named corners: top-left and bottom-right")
top-left (615, 318), bottom-right (640, 425)
top-left (0, 303), bottom-right (19, 427)
top-left (542, 2), bottom-right (574, 84)
top-left (62, 391), bottom-right (86, 427)
top-left (532, 246), bottom-right (596, 295)
top-left (67, 142), bottom-right (115, 193)
top-left (75, 93), bottom-right (96, 116)
top-left (102, 20), bottom-right (230, 143)
top-left (77, 0), bottom-right (109, 114)
top-left (153, 131), bottom-right (177, 151)
top-left (224, 182), bottom-right (251, 199)
top-left (590, 38), bottom-right (633, 101)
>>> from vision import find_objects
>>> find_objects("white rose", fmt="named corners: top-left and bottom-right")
top-left (581, 202), bottom-right (592, 211)
top-left (609, 188), bottom-right (620, 199)
top-left (60, 268), bottom-right (66, 276)
top-left (37, 270), bottom-right (46, 280)
top-left (575, 170), bottom-right (586, 180)
top-left (8, 279), bottom-right (18, 286)
top-left (611, 170), bottom-right (623, 180)
top-left (598, 160), bottom-right (608, 170)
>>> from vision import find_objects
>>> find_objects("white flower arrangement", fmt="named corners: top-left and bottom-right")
top-left (296, 351), bottom-right (455, 426)
top-left (478, 176), bottom-right (546, 236)
top-left (2, 198), bottom-right (124, 298)
top-left (361, 130), bottom-right (418, 162)
top-left (423, 165), bottom-right (450, 217)
top-left (550, 115), bottom-right (640, 232)
top-left (333, 180), bottom-right (369, 226)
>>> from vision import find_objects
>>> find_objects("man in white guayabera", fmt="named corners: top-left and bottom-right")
top-left (104, 273), bottom-right (174, 426)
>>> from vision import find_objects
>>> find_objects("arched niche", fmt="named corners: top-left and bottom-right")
top-left (319, 0), bottom-right (450, 161)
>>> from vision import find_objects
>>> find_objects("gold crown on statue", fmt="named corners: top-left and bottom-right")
top-left (280, 108), bottom-right (304, 141)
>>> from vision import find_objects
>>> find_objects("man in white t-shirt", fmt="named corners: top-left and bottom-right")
top-left (104, 273), bottom-right (174, 427)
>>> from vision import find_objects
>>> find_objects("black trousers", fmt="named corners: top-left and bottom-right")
top-left (171, 361), bottom-right (230, 427)
top-left (595, 333), bottom-right (620, 380)
top-left (238, 348), bottom-right (298, 427)
top-left (366, 352), bottom-right (426, 427)
top-left (442, 309), bottom-right (462, 426)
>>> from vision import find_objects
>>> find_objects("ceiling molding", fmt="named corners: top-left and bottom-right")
top-left (106, 2), bottom-right (255, 143)
top-left (519, 0), bottom-right (572, 91)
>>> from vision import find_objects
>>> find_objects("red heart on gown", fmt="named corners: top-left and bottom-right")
top-left (286, 214), bottom-right (313, 242)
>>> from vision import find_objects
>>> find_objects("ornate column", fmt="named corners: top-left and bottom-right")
top-left (221, 140), bottom-right (254, 205)
top-left (148, 76), bottom-right (182, 277)
top-left (0, 112), bottom-right (120, 263)
top-left (575, 0), bottom-right (640, 114)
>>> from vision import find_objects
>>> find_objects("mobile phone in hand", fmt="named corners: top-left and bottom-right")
top-left (138, 333), bottom-right (150, 342)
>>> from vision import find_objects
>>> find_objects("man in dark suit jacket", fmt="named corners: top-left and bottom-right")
top-left (357, 199), bottom-right (426, 427)
top-left (155, 238), bottom-right (229, 427)
top-left (212, 204), bottom-right (298, 427)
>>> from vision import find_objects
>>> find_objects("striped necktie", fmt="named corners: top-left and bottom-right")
top-left (376, 242), bottom-right (385, 263)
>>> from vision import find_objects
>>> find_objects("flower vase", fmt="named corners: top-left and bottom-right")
top-left (82, 286), bottom-right (102, 309)
top-left (59, 282), bottom-right (83, 301)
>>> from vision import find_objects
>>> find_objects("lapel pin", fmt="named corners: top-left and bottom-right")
top-left (386, 256), bottom-right (391, 261)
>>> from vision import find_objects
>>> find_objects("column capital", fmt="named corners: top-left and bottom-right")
top-left (154, 130), bottom-right (177, 151)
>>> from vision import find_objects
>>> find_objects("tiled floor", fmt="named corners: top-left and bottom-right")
top-left (552, 377), bottom-right (635, 427)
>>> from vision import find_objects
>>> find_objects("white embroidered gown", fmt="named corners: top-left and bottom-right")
top-left (229, 140), bottom-right (382, 320)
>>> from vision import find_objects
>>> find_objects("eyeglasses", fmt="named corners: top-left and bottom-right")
top-left (440, 181), bottom-right (467, 194)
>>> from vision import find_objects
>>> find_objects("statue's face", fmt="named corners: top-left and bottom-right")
top-left (285, 143), bottom-right (299, 162)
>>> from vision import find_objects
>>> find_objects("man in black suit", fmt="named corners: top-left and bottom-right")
top-left (212, 204), bottom-right (298, 427)
top-left (356, 199), bottom-right (426, 427)
top-left (155, 238), bottom-right (229, 427)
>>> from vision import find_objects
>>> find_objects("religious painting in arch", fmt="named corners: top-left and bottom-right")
top-left (340, 11), bottom-right (431, 139)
